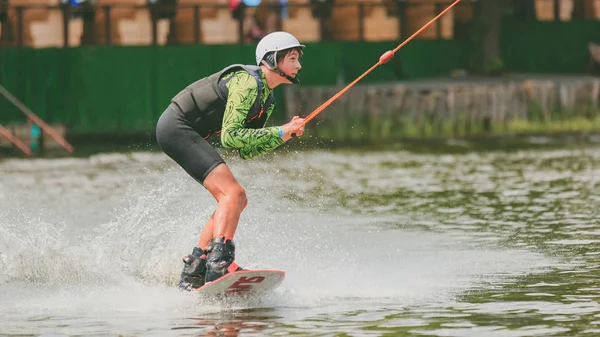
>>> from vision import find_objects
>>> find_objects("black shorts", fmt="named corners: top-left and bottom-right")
top-left (156, 104), bottom-right (225, 184)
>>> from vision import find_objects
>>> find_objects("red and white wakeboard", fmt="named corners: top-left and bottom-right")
top-left (194, 269), bottom-right (285, 296)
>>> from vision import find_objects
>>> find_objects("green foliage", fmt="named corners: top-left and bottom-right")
top-left (484, 56), bottom-right (505, 76)
top-left (303, 108), bottom-right (600, 143)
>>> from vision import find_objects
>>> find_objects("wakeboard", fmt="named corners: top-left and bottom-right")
top-left (194, 269), bottom-right (285, 296)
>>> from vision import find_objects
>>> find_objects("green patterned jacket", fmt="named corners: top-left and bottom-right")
top-left (220, 70), bottom-right (284, 160)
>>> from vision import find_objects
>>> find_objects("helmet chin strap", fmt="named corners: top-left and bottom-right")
top-left (276, 69), bottom-right (299, 84)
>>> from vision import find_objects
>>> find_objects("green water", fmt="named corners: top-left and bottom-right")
top-left (0, 136), bottom-right (599, 336)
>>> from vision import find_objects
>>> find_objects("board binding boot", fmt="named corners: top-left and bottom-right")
top-left (178, 246), bottom-right (208, 291)
top-left (204, 237), bottom-right (244, 284)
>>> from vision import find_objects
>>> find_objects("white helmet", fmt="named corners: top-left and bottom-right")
top-left (255, 31), bottom-right (305, 69)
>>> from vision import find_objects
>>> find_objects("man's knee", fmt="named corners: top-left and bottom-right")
top-left (227, 184), bottom-right (247, 208)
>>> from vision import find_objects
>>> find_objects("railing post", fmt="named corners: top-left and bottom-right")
top-left (61, 3), bottom-right (69, 47)
top-left (91, 5), bottom-right (97, 44)
top-left (0, 2), bottom-right (11, 46)
top-left (16, 6), bottom-right (23, 47)
top-left (237, 6), bottom-right (244, 44)
top-left (150, 5), bottom-right (160, 46)
top-left (0, 1), bottom-right (6, 26)
top-left (397, 0), bottom-right (406, 41)
top-left (553, 0), bottom-right (560, 21)
top-left (194, 5), bottom-right (200, 44)
top-left (358, 3), bottom-right (364, 41)
top-left (276, 3), bottom-right (283, 31)
top-left (319, 13), bottom-right (326, 41)
top-left (573, 0), bottom-right (585, 19)
top-left (104, 5), bottom-right (111, 45)
top-left (435, 2), bottom-right (442, 39)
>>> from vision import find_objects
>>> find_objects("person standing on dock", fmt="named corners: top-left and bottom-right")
top-left (155, 31), bottom-right (306, 291)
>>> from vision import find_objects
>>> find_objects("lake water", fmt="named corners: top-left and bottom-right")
top-left (1, 138), bottom-right (599, 336)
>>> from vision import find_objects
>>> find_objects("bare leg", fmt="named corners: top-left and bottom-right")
top-left (202, 163), bottom-right (248, 241)
top-left (197, 213), bottom-right (215, 250)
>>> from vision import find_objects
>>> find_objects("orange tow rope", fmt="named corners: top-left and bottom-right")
top-left (292, 0), bottom-right (463, 135)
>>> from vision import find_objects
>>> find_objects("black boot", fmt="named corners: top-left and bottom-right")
top-left (178, 246), bottom-right (207, 291)
top-left (205, 237), bottom-right (244, 284)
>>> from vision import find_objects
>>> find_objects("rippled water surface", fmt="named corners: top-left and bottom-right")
top-left (1, 140), bottom-right (599, 336)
